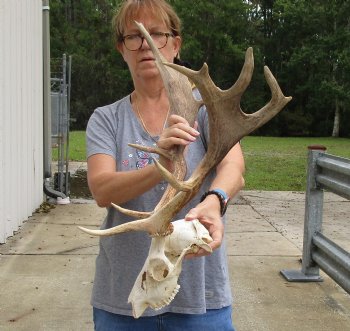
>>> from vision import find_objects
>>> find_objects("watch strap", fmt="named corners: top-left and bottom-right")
top-left (200, 189), bottom-right (230, 216)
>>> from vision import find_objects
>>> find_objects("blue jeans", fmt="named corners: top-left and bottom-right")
top-left (93, 306), bottom-right (235, 331)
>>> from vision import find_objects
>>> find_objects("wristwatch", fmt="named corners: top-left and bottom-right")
top-left (200, 189), bottom-right (230, 216)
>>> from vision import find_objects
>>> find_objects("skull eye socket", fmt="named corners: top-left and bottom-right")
top-left (149, 258), bottom-right (172, 281)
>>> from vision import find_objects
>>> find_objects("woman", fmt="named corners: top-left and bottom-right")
top-left (86, 0), bottom-right (245, 330)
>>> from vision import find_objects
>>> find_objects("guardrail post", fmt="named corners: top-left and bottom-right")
top-left (281, 145), bottom-right (326, 282)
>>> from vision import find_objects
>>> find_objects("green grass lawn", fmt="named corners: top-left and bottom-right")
top-left (241, 136), bottom-right (350, 191)
top-left (63, 132), bottom-right (350, 191)
top-left (68, 131), bottom-right (87, 161)
top-left (52, 131), bottom-right (87, 162)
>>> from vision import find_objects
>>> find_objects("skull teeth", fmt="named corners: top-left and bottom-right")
top-left (151, 285), bottom-right (180, 310)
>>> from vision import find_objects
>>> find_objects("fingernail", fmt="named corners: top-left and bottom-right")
top-left (193, 129), bottom-right (200, 135)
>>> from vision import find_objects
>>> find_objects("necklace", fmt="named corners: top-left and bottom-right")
top-left (134, 94), bottom-right (170, 141)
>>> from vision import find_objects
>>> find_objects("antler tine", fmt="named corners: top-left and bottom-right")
top-left (128, 143), bottom-right (172, 162)
top-left (227, 47), bottom-right (254, 95)
top-left (228, 65), bottom-right (292, 135)
top-left (111, 203), bottom-right (151, 219)
top-left (135, 21), bottom-right (166, 65)
top-left (78, 216), bottom-right (157, 237)
top-left (135, 21), bottom-right (201, 126)
top-left (247, 66), bottom-right (292, 127)
top-left (165, 47), bottom-right (254, 99)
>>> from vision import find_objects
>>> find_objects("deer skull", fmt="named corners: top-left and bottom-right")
top-left (79, 21), bottom-right (292, 318)
top-left (128, 219), bottom-right (212, 318)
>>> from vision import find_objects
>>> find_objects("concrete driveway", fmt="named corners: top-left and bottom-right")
top-left (0, 191), bottom-right (349, 330)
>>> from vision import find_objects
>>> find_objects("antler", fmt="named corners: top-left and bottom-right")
top-left (79, 22), bottom-right (292, 237)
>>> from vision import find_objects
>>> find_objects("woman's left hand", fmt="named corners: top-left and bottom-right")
top-left (157, 114), bottom-right (199, 172)
top-left (157, 114), bottom-right (200, 150)
top-left (184, 195), bottom-right (224, 258)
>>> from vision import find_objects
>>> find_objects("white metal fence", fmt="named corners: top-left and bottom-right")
top-left (0, 0), bottom-right (44, 243)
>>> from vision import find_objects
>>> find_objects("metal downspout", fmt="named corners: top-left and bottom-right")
top-left (42, 0), bottom-right (67, 200)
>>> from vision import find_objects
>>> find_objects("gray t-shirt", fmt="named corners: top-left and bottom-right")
top-left (86, 95), bottom-right (232, 316)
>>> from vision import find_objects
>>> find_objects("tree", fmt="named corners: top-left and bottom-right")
top-left (272, 0), bottom-right (350, 136)
top-left (50, 0), bottom-right (350, 136)
top-left (50, 0), bottom-right (130, 130)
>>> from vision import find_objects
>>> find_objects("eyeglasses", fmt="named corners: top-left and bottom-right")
top-left (121, 32), bottom-right (174, 51)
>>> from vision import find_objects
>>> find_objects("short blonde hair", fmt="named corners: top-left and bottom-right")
top-left (112, 0), bottom-right (181, 43)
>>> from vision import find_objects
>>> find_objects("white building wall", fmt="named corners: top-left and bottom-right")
top-left (0, 0), bottom-right (44, 243)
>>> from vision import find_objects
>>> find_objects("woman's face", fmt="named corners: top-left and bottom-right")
top-left (117, 10), bottom-right (181, 83)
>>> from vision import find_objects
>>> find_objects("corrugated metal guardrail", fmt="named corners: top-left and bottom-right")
top-left (281, 145), bottom-right (350, 294)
